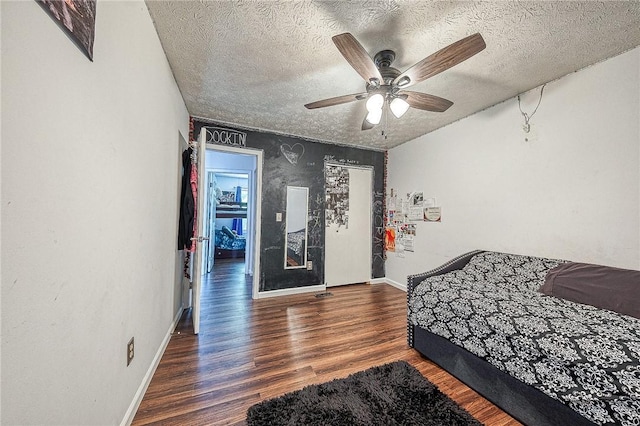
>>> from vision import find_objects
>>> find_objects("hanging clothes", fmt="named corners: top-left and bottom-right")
top-left (188, 158), bottom-right (198, 252)
top-left (177, 148), bottom-right (195, 250)
top-left (232, 185), bottom-right (243, 236)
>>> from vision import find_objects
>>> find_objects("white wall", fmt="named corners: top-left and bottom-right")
top-left (205, 149), bottom-right (256, 171)
top-left (1, 2), bottom-right (189, 425)
top-left (216, 175), bottom-right (248, 194)
top-left (387, 47), bottom-right (640, 285)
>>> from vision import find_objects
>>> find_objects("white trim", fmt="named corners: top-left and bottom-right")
top-left (368, 278), bottom-right (388, 285)
top-left (120, 308), bottom-right (183, 426)
top-left (284, 186), bottom-right (309, 270)
top-left (255, 284), bottom-right (326, 299)
top-left (378, 278), bottom-right (407, 292)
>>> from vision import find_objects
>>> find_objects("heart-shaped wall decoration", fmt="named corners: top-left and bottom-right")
top-left (280, 143), bottom-right (304, 165)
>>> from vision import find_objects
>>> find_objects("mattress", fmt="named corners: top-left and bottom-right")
top-left (408, 251), bottom-right (640, 426)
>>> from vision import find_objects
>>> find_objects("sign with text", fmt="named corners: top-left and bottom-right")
top-left (206, 127), bottom-right (247, 147)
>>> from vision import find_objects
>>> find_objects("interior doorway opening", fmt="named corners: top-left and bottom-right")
top-left (189, 129), bottom-right (263, 335)
top-left (201, 148), bottom-right (257, 283)
top-left (204, 171), bottom-right (249, 273)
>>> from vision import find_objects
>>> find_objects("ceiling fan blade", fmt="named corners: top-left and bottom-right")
top-left (332, 33), bottom-right (383, 84)
top-left (304, 92), bottom-right (367, 109)
top-left (402, 91), bottom-right (453, 112)
top-left (393, 33), bottom-right (486, 88)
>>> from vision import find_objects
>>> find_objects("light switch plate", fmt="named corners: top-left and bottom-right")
top-left (276, 212), bottom-right (282, 222)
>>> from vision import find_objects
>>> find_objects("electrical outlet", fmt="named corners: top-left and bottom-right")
top-left (306, 260), bottom-right (313, 270)
top-left (276, 212), bottom-right (282, 222)
top-left (127, 337), bottom-right (134, 366)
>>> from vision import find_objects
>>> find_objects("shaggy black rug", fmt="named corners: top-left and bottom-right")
top-left (246, 360), bottom-right (482, 426)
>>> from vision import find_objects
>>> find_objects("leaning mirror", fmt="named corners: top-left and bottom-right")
top-left (284, 186), bottom-right (309, 269)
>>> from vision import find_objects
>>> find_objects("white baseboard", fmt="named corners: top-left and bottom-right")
top-left (256, 281), bottom-right (408, 298)
top-left (370, 278), bottom-right (406, 292)
top-left (255, 284), bottom-right (327, 299)
top-left (120, 307), bottom-right (183, 426)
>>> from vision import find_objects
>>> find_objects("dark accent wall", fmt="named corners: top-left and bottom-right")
top-left (193, 120), bottom-right (385, 292)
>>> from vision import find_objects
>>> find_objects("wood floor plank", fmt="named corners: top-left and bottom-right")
top-left (132, 258), bottom-right (521, 426)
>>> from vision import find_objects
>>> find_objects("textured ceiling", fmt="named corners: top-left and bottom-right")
top-left (145, 1), bottom-right (640, 150)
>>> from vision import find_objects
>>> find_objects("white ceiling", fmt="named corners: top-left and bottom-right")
top-left (145, 1), bottom-right (640, 150)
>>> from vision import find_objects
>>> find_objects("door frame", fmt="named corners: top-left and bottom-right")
top-left (207, 168), bottom-right (253, 275)
top-left (204, 170), bottom-right (217, 274)
top-left (324, 162), bottom-right (374, 287)
top-left (197, 131), bottom-right (263, 300)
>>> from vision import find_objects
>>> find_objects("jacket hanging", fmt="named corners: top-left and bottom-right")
top-left (177, 148), bottom-right (195, 250)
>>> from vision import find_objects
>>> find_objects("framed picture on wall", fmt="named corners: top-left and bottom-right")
top-left (36, 0), bottom-right (97, 61)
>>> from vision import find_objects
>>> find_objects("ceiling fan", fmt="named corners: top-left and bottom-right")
top-left (304, 32), bottom-right (486, 130)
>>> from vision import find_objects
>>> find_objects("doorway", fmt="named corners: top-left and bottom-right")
top-left (203, 170), bottom-right (250, 275)
top-left (200, 147), bottom-right (259, 287)
top-left (324, 164), bottom-right (373, 287)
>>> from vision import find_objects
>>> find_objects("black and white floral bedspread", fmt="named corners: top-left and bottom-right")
top-left (214, 230), bottom-right (246, 250)
top-left (287, 229), bottom-right (305, 256)
top-left (408, 251), bottom-right (640, 426)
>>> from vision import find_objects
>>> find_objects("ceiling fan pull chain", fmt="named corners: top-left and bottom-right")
top-left (382, 100), bottom-right (388, 139)
top-left (518, 83), bottom-right (546, 133)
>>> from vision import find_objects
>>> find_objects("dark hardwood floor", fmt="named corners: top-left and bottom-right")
top-left (132, 258), bottom-right (521, 425)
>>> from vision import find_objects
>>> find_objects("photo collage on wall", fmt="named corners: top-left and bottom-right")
top-left (385, 190), bottom-right (442, 256)
top-left (325, 165), bottom-right (349, 228)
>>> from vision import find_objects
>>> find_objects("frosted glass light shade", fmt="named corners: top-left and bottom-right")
top-left (366, 108), bottom-right (382, 125)
top-left (365, 93), bottom-right (384, 112)
top-left (390, 97), bottom-right (410, 118)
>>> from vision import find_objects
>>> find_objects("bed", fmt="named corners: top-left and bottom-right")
top-left (215, 203), bottom-right (247, 219)
top-left (214, 226), bottom-right (246, 259)
top-left (213, 198), bottom-right (247, 259)
top-left (407, 250), bottom-right (640, 426)
top-left (286, 229), bottom-right (305, 267)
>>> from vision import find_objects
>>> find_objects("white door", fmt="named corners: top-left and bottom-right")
top-left (325, 165), bottom-right (372, 287)
top-left (245, 168), bottom-right (257, 275)
top-left (206, 171), bottom-right (216, 273)
top-left (192, 130), bottom-right (207, 335)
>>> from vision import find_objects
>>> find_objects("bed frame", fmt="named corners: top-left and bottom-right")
top-left (407, 250), bottom-right (596, 426)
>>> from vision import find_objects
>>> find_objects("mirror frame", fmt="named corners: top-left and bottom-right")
top-left (284, 186), bottom-right (309, 269)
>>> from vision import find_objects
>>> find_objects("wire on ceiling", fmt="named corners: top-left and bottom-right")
top-left (518, 83), bottom-right (546, 133)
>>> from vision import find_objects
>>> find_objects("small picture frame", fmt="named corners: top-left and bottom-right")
top-left (37, 0), bottom-right (97, 61)
top-left (424, 207), bottom-right (442, 222)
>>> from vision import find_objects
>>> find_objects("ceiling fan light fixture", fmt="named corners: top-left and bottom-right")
top-left (366, 108), bottom-right (383, 125)
top-left (390, 97), bottom-right (410, 118)
top-left (365, 93), bottom-right (384, 112)
top-left (396, 76), bottom-right (411, 87)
